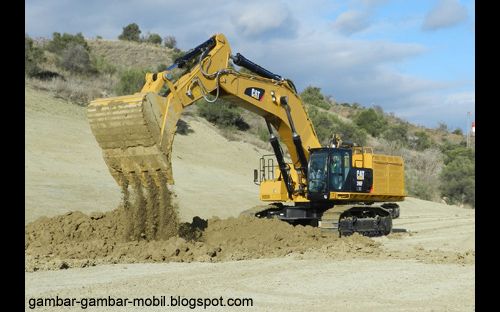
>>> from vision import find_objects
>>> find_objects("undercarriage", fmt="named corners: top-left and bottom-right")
top-left (242, 202), bottom-right (399, 237)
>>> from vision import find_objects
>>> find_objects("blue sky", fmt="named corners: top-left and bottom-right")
top-left (25, 0), bottom-right (475, 132)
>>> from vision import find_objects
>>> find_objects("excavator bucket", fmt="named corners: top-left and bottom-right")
top-left (87, 92), bottom-right (176, 187)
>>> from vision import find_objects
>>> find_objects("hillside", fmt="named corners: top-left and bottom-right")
top-left (25, 85), bottom-right (264, 224)
top-left (88, 39), bottom-right (176, 70)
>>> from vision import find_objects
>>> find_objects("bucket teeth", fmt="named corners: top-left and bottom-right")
top-left (87, 93), bottom-right (175, 187)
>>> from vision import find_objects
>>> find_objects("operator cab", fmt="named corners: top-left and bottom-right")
top-left (307, 147), bottom-right (373, 201)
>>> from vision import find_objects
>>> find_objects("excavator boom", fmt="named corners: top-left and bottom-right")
top-left (88, 33), bottom-right (319, 190)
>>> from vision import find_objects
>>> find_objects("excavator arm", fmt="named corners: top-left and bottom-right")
top-left (88, 34), bottom-right (320, 195)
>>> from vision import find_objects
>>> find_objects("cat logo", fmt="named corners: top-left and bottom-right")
top-left (244, 87), bottom-right (265, 101)
top-left (356, 170), bottom-right (365, 180)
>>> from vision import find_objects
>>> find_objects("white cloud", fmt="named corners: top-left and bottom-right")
top-left (423, 0), bottom-right (468, 31)
top-left (231, 2), bottom-right (298, 39)
top-left (24, 0), bottom-right (473, 128)
top-left (332, 10), bottom-right (371, 35)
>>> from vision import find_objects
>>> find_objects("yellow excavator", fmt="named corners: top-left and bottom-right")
top-left (87, 33), bottom-right (405, 236)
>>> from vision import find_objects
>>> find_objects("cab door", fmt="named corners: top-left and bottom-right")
top-left (328, 149), bottom-right (351, 191)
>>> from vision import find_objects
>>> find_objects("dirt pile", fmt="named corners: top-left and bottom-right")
top-left (25, 208), bottom-right (381, 271)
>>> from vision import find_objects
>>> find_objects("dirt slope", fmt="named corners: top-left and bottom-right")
top-left (25, 86), bottom-right (475, 311)
top-left (25, 85), bottom-right (263, 224)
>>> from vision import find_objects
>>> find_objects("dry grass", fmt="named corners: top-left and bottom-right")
top-left (26, 74), bottom-right (118, 106)
top-left (88, 39), bottom-right (175, 70)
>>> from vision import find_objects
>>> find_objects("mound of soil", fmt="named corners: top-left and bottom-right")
top-left (25, 206), bottom-right (381, 271)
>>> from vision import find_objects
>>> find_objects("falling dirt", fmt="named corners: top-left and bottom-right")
top-left (120, 172), bottom-right (179, 241)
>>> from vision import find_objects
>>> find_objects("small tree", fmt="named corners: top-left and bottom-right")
top-left (118, 23), bottom-right (141, 42)
top-left (437, 122), bottom-right (448, 132)
top-left (439, 153), bottom-right (475, 207)
top-left (197, 99), bottom-right (249, 130)
top-left (300, 86), bottom-right (330, 110)
top-left (146, 33), bottom-right (162, 45)
top-left (383, 123), bottom-right (409, 146)
top-left (25, 35), bottom-right (45, 76)
top-left (452, 128), bottom-right (463, 136)
top-left (46, 32), bottom-right (90, 54)
top-left (115, 69), bottom-right (146, 95)
top-left (411, 131), bottom-right (432, 151)
top-left (58, 43), bottom-right (94, 74)
top-left (354, 108), bottom-right (387, 137)
top-left (163, 35), bottom-right (177, 49)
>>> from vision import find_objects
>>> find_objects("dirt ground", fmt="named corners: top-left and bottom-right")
top-left (25, 86), bottom-right (475, 311)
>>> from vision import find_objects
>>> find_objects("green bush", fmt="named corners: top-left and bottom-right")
top-left (58, 43), bottom-right (95, 74)
top-left (197, 99), bottom-right (249, 131)
top-left (333, 121), bottom-right (367, 146)
top-left (410, 131), bottom-right (432, 151)
top-left (300, 86), bottom-right (330, 109)
top-left (46, 32), bottom-right (90, 54)
top-left (354, 108), bottom-right (387, 137)
top-left (146, 33), bottom-right (162, 45)
top-left (115, 69), bottom-right (146, 95)
top-left (91, 55), bottom-right (117, 75)
top-left (307, 106), bottom-right (367, 146)
top-left (383, 123), bottom-right (409, 146)
top-left (452, 128), bottom-right (463, 136)
top-left (118, 23), bottom-right (141, 42)
top-left (439, 158), bottom-right (474, 207)
top-left (25, 35), bottom-right (45, 76)
top-left (439, 143), bottom-right (475, 207)
top-left (257, 125), bottom-right (269, 142)
top-left (406, 178), bottom-right (434, 201)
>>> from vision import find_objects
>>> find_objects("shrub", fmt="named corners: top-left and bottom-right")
top-left (402, 148), bottom-right (444, 201)
top-left (406, 178), bottom-right (435, 201)
top-left (115, 69), bottom-right (146, 95)
top-left (257, 125), bottom-right (269, 142)
top-left (146, 33), bottom-right (162, 45)
top-left (91, 55), bottom-right (117, 75)
top-left (118, 23), bottom-right (141, 42)
top-left (383, 123), bottom-right (409, 146)
top-left (171, 48), bottom-right (185, 62)
top-left (307, 106), bottom-right (367, 146)
top-left (333, 121), bottom-right (367, 146)
top-left (410, 131), bottom-right (432, 151)
top-left (46, 32), bottom-right (90, 54)
top-left (300, 86), bottom-right (330, 109)
top-left (438, 143), bottom-right (475, 207)
top-left (452, 128), bottom-right (463, 136)
top-left (163, 35), bottom-right (177, 49)
top-left (58, 43), bottom-right (95, 74)
top-left (197, 99), bottom-right (249, 130)
top-left (439, 157), bottom-right (474, 207)
top-left (25, 35), bottom-right (45, 76)
top-left (437, 122), bottom-right (448, 132)
top-left (354, 108), bottom-right (387, 137)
